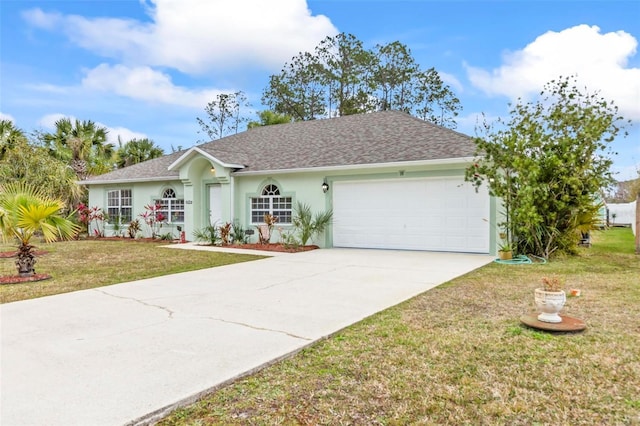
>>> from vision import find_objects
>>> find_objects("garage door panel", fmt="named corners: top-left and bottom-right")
top-left (333, 178), bottom-right (489, 253)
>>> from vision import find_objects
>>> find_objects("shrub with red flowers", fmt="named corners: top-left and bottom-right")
top-left (139, 204), bottom-right (165, 238)
top-left (76, 203), bottom-right (106, 237)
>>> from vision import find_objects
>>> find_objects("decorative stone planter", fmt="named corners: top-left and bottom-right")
top-left (534, 288), bottom-right (566, 323)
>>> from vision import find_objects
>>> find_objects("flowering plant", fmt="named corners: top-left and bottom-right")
top-left (139, 204), bottom-right (165, 238)
top-left (76, 203), bottom-right (106, 237)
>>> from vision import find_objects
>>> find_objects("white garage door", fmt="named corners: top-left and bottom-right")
top-left (332, 177), bottom-right (490, 253)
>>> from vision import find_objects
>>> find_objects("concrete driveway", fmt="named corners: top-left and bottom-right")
top-left (1, 247), bottom-right (493, 426)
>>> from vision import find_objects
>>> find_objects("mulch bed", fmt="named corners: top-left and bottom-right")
top-left (0, 274), bottom-right (52, 285)
top-left (1, 250), bottom-right (51, 285)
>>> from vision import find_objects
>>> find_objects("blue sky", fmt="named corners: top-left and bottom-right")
top-left (1, 0), bottom-right (639, 180)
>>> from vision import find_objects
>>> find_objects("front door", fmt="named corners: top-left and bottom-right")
top-left (209, 184), bottom-right (222, 226)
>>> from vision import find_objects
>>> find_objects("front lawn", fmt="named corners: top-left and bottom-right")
top-left (0, 240), bottom-right (264, 304)
top-left (160, 227), bottom-right (639, 425)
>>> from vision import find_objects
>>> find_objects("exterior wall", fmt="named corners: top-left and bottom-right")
top-left (608, 201), bottom-right (637, 228)
top-left (86, 180), bottom-right (184, 238)
top-left (233, 162), bottom-right (499, 252)
top-left (233, 171), bottom-right (332, 246)
top-left (86, 158), bottom-right (500, 253)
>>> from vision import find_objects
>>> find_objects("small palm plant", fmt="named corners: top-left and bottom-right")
top-left (292, 202), bottom-right (333, 246)
top-left (0, 182), bottom-right (79, 276)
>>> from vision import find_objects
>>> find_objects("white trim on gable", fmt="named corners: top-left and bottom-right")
top-left (168, 147), bottom-right (245, 171)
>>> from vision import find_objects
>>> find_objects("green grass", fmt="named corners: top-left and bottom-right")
top-left (158, 227), bottom-right (640, 425)
top-left (0, 239), bottom-right (264, 304)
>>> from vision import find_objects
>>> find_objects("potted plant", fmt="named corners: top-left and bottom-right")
top-left (534, 276), bottom-right (566, 323)
top-left (497, 232), bottom-right (513, 260)
top-left (498, 242), bottom-right (513, 260)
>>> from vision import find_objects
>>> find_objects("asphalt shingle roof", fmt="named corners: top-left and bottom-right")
top-left (84, 111), bottom-right (476, 183)
top-left (82, 150), bottom-right (184, 183)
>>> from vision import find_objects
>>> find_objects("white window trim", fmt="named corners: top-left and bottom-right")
top-left (155, 188), bottom-right (185, 224)
top-left (250, 185), bottom-right (292, 225)
top-left (107, 189), bottom-right (132, 224)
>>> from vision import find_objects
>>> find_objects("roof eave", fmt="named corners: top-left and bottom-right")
top-left (232, 156), bottom-right (480, 176)
top-left (80, 176), bottom-right (181, 185)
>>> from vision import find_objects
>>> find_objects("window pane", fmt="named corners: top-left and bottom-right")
top-left (252, 211), bottom-right (269, 223)
top-left (274, 211), bottom-right (292, 224)
top-left (121, 190), bottom-right (132, 206)
top-left (107, 189), bottom-right (132, 224)
top-left (107, 191), bottom-right (118, 207)
top-left (273, 197), bottom-right (292, 209)
top-left (121, 208), bottom-right (132, 223)
top-left (262, 184), bottom-right (280, 196)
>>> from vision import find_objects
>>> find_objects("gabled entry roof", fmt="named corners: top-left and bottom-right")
top-left (82, 111), bottom-right (477, 184)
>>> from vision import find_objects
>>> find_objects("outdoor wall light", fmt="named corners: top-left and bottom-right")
top-left (210, 166), bottom-right (216, 173)
top-left (321, 180), bottom-right (329, 193)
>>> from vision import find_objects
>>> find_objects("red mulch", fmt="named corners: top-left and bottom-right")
top-left (0, 274), bottom-right (52, 285)
top-left (221, 243), bottom-right (319, 253)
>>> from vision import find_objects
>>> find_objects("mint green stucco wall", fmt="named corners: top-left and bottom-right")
top-left (86, 157), bottom-right (499, 253)
top-left (232, 162), bottom-right (499, 252)
top-left (87, 180), bottom-right (184, 238)
top-left (233, 172), bottom-right (332, 246)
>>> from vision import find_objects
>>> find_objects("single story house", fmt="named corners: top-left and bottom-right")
top-left (82, 111), bottom-right (498, 254)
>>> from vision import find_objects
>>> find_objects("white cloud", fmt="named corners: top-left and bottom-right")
top-left (466, 25), bottom-right (640, 121)
top-left (23, 0), bottom-right (338, 74)
top-left (81, 64), bottom-right (224, 108)
top-left (38, 113), bottom-right (67, 129)
top-left (21, 7), bottom-right (61, 30)
top-left (100, 124), bottom-right (147, 145)
top-left (439, 71), bottom-right (463, 93)
top-left (0, 112), bottom-right (15, 122)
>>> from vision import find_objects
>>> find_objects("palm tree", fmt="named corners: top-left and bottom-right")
top-left (43, 118), bottom-right (114, 180)
top-left (0, 119), bottom-right (27, 160)
top-left (0, 182), bottom-right (80, 276)
top-left (0, 138), bottom-right (83, 211)
top-left (115, 137), bottom-right (164, 168)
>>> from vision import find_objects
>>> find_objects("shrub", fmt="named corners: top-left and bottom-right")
top-left (193, 225), bottom-right (219, 245)
top-left (292, 202), bottom-right (333, 246)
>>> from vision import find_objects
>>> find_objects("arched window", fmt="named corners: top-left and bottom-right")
top-left (154, 188), bottom-right (185, 223)
top-left (250, 184), bottom-right (292, 224)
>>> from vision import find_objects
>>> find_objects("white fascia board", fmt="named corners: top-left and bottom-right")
top-left (80, 176), bottom-right (181, 185)
top-left (168, 147), bottom-right (244, 171)
top-left (232, 156), bottom-right (479, 176)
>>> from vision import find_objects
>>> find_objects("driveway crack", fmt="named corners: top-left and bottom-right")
top-left (94, 289), bottom-right (174, 319)
top-left (256, 264), bottom-right (344, 291)
top-left (203, 316), bottom-right (312, 341)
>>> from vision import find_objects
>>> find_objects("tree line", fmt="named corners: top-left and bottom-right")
top-left (197, 33), bottom-right (462, 140)
top-left (0, 118), bottom-right (165, 209)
